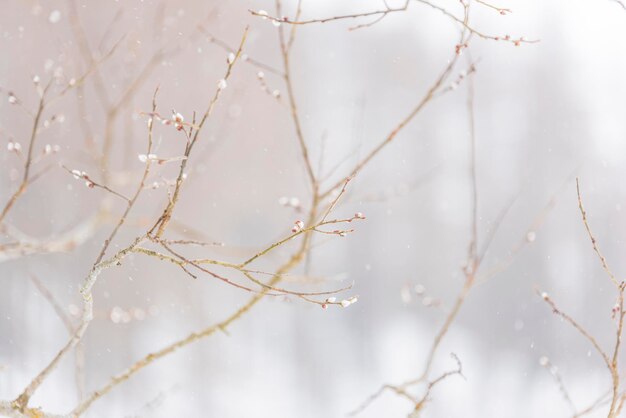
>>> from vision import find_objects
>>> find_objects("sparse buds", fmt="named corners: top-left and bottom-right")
top-left (612, 303), bottom-right (620, 318)
top-left (340, 296), bottom-right (358, 308)
top-left (69, 169), bottom-right (94, 188)
top-left (71, 169), bottom-right (86, 180)
top-left (7, 141), bottom-right (21, 152)
top-left (172, 111), bottom-right (185, 131)
top-left (227, 52), bottom-right (236, 64)
top-left (354, 212), bottom-right (366, 219)
top-left (217, 79), bottom-right (228, 90)
top-left (138, 153), bottom-right (158, 163)
top-left (292, 220), bottom-right (304, 233)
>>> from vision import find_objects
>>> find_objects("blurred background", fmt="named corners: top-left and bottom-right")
top-left (1, 0), bottom-right (626, 417)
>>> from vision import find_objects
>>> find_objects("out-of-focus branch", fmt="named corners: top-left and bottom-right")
top-left (610, 0), bottom-right (626, 11)
top-left (319, 44), bottom-right (462, 201)
top-left (29, 275), bottom-right (86, 402)
top-left (198, 27), bottom-right (284, 76)
top-left (276, 0), bottom-right (317, 192)
top-left (0, 209), bottom-right (104, 263)
top-left (0, 80), bottom-right (53, 225)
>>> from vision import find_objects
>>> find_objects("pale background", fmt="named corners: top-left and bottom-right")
top-left (1, 0), bottom-right (626, 417)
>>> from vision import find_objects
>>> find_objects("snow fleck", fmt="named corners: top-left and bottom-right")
top-left (44, 59), bottom-right (54, 72)
top-left (68, 304), bottom-right (79, 316)
top-left (48, 10), bottom-right (62, 24)
top-left (148, 305), bottom-right (160, 316)
top-left (110, 306), bottom-right (123, 323)
top-left (401, 286), bottom-right (412, 304)
top-left (133, 308), bottom-right (146, 321)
